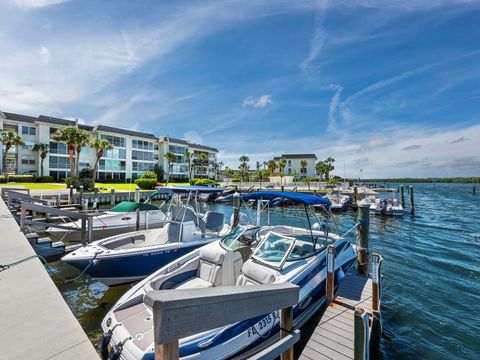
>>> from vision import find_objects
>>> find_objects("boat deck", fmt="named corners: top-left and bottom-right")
top-left (299, 271), bottom-right (373, 360)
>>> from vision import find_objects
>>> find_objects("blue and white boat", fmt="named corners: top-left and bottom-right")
top-left (100, 191), bottom-right (357, 359)
top-left (61, 189), bottom-right (231, 286)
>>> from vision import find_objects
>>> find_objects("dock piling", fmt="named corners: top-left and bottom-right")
top-left (232, 192), bottom-right (240, 227)
top-left (136, 208), bottom-right (140, 231)
top-left (80, 218), bottom-right (86, 244)
top-left (280, 306), bottom-right (294, 360)
top-left (399, 185), bottom-right (405, 209)
top-left (87, 217), bottom-right (93, 243)
top-left (353, 308), bottom-right (369, 360)
top-left (110, 188), bottom-right (116, 206)
top-left (135, 186), bottom-right (140, 203)
top-left (326, 244), bottom-right (336, 305)
top-left (409, 186), bottom-right (414, 216)
top-left (69, 185), bottom-right (74, 205)
top-left (353, 186), bottom-right (358, 204)
top-left (145, 211), bottom-right (149, 230)
top-left (371, 253), bottom-right (382, 312)
top-left (79, 185), bottom-right (84, 208)
top-left (473, 184), bottom-right (476, 195)
top-left (356, 202), bottom-right (370, 276)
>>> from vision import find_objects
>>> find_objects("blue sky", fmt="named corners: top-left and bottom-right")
top-left (1, 0), bottom-right (479, 178)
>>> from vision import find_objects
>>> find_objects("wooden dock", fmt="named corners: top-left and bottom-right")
top-left (300, 271), bottom-right (375, 360)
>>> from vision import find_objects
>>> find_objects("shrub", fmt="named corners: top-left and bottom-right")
top-left (65, 177), bottom-right (95, 192)
top-left (142, 171), bottom-right (157, 180)
top-left (135, 178), bottom-right (157, 190)
top-left (79, 167), bottom-right (93, 179)
top-left (193, 179), bottom-right (219, 186)
top-left (35, 176), bottom-right (54, 183)
top-left (8, 175), bottom-right (35, 182)
top-left (0, 176), bottom-right (7, 183)
top-left (231, 178), bottom-right (241, 183)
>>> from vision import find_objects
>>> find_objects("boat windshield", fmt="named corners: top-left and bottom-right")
top-left (220, 226), bottom-right (260, 251)
top-left (252, 230), bottom-right (324, 269)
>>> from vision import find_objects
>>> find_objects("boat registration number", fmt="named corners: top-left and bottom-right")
top-left (247, 311), bottom-right (279, 338)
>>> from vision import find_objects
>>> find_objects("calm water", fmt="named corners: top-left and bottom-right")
top-left (48, 183), bottom-right (480, 359)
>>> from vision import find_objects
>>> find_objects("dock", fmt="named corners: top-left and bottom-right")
top-left (300, 271), bottom-right (376, 360)
top-left (0, 199), bottom-right (99, 360)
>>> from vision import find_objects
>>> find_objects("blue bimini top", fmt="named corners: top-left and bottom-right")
top-left (241, 191), bottom-right (330, 206)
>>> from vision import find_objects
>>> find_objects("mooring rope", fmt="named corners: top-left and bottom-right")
top-left (0, 253), bottom-right (97, 283)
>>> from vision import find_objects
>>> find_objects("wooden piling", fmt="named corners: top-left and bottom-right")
top-left (280, 306), bottom-right (294, 360)
top-left (326, 244), bottom-right (336, 305)
top-left (80, 218), bottom-right (86, 244)
top-left (69, 185), bottom-right (74, 205)
top-left (79, 185), bottom-right (84, 208)
top-left (353, 186), bottom-right (358, 204)
top-left (371, 253), bottom-right (382, 312)
top-left (232, 192), bottom-right (240, 227)
top-left (87, 217), bottom-right (93, 243)
top-left (136, 208), bottom-right (140, 231)
top-left (473, 184), bottom-right (476, 195)
top-left (354, 308), bottom-right (369, 360)
top-left (135, 186), bottom-right (140, 203)
top-left (154, 340), bottom-right (179, 360)
top-left (409, 186), bottom-right (414, 216)
top-left (110, 188), bottom-right (115, 206)
top-left (399, 184), bottom-right (405, 209)
top-left (356, 202), bottom-right (370, 276)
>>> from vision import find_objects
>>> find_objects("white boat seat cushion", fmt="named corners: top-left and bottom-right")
top-left (197, 245), bottom-right (225, 286)
top-left (236, 261), bottom-right (277, 286)
top-left (204, 211), bottom-right (225, 233)
top-left (175, 277), bottom-right (213, 289)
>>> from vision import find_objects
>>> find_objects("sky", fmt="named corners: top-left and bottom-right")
top-left (1, 0), bottom-right (479, 178)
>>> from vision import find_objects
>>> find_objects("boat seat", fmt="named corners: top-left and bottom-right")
top-left (236, 260), bottom-right (277, 286)
top-left (204, 211), bottom-right (225, 233)
top-left (175, 277), bottom-right (213, 289)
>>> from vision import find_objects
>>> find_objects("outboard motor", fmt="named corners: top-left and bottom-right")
top-left (379, 199), bottom-right (388, 214)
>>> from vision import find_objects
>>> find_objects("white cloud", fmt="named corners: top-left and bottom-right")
top-left (183, 130), bottom-right (203, 145)
top-left (242, 95), bottom-right (273, 108)
top-left (9, 0), bottom-right (69, 9)
top-left (39, 45), bottom-right (50, 64)
top-left (328, 84), bottom-right (343, 131)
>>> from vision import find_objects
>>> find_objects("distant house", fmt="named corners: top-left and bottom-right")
top-left (274, 154), bottom-right (317, 178)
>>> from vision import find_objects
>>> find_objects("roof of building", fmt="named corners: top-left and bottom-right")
top-left (159, 136), bottom-right (219, 152)
top-left (2, 112), bottom-right (37, 124)
top-left (281, 154), bottom-right (317, 159)
top-left (37, 115), bottom-right (75, 126)
top-left (93, 125), bottom-right (157, 140)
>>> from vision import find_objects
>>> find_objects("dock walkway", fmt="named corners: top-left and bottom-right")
top-left (0, 199), bottom-right (99, 360)
top-left (300, 271), bottom-right (374, 360)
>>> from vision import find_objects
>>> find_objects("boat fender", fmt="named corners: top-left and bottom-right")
top-left (100, 331), bottom-right (112, 360)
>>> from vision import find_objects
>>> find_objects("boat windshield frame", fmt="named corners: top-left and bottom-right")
top-left (251, 230), bottom-right (298, 270)
top-left (219, 226), bottom-right (247, 251)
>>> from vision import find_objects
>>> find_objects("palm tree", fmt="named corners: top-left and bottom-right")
top-left (263, 161), bottom-right (268, 170)
top-left (90, 138), bottom-right (113, 181)
top-left (267, 159), bottom-right (277, 176)
top-left (239, 155), bottom-right (250, 182)
top-left (300, 160), bottom-right (308, 178)
top-left (32, 144), bottom-right (49, 177)
top-left (52, 126), bottom-right (82, 178)
top-left (185, 150), bottom-right (193, 180)
top-left (278, 159), bottom-right (287, 186)
top-left (198, 152), bottom-right (208, 178)
top-left (164, 151), bottom-right (175, 184)
top-left (1, 131), bottom-right (24, 175)
top-left (74, 130), bottom-right (90, 177)
top-left (324, 157), bottom-right (335, 181)
top-left (217, 161), bottom-right (224, 180)
top-left (316, 161), bottom-right (327, 181)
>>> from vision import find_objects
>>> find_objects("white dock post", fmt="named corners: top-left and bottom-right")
top-left (69, 185), bottom-right (74, 204)
top-left (79, 185), bottom-right (84, 208)
top-left (256, 199), bottom-right (261, 225)
top-left (87, 217), bottom-right (93, 243)
top-left (135, 186), bottom-right (140, 203)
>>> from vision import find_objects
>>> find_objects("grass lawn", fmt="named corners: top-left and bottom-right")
top-left (0, 182), bottom-right (66, 190)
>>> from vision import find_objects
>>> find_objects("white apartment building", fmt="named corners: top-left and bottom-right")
top-left (158, 137), bottom-right (219, 180)
top-left (273, 154), bottom-right (318, 178)
top-left (0, 111), bottom-right (218, 181)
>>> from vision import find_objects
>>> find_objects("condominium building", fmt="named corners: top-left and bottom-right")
top-left (158, 137), bottom-right (219, 180)
top-left (0, 111), bottom-right (219, 181)
top-left (273, 154), bottom-right (318, 178)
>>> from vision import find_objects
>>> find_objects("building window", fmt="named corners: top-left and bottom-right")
top-left (169, 145), bottom-right (186, 155)
top-left (132, 150), bottom-right (154, 161)
top-left (22, 126), bottom-right (36, 136)
top-left (97, 172), bottom-right (126, 180)
top-left (49, 156), bottom-right (70, 169)
top-left (49, 171), bottom-right (69, 181)
top-left (103, 148), bottom-right (126, 159)
top-left (99, 134), bottom-right (126, 148)
top-left (132, 162), bottom-right (154, 172)
top-left (21, 156), bottom-right (36, 165)
top-left (132, 139), bottom-right (154, 151)
top-left (50, 142), bottom-right (69, 155)
top-left (99, 159), bottom-right (126, 171)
